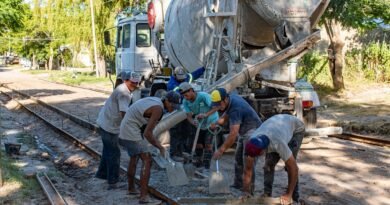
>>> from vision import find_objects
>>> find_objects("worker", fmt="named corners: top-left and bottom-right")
top-left (167, 66), bottom-right (205, 159)
top-left (178, 82), bottom-right (219, 172)
top-left (210, 88), bottom-right (262, 190)
top-left (95, 71), bottom-right (141, 189)
top-left (119, 91), bottom-right (181, 204)
top-left (167, 66), bottom-right (205, 91)
top-left (242, 114), bottom-right (305, 205)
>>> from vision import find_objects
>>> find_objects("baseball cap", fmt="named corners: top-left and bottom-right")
top-left (120, 71), bottom-right (142, 84)
top-left (245, 135), bottom-right (270, 157)
top-left (178, 82), bottom-right (193, 94)
top-left (210, 88), bottom-right (228, 107)
top-left (174, 66), bottom-right (187, 81)
top-left (163, 91), bottom-right (181, 110)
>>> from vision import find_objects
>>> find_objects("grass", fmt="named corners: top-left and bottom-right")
top-left (48, 71), bottom-right (107, 85)
top-left (21, 69), bottom-right (52, 75)
top-left (22, 69), bottom-right (116, 87)
top-left (0, 150), bottom-right (42, 203)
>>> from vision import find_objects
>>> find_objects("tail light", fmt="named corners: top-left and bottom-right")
top-left (302, 100), bottom-right (313, 108)
top-left (147, 2), bottom-right (156, 29)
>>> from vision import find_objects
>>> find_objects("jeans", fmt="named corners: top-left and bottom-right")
top-left (193, 129), bottom-right (213, 169)
top-left (263, 131), bottom-right (304, 202)
top-left (95, 128), bottom-right (121, 184)
top-left (170, 120), bottom-right (195, 156)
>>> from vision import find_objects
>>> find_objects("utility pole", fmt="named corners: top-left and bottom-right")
top-left (8, 36), bottom-right (11, 56)
top-left (89, 0), bottom-right (100, 76)
top-left (0, 136), bottom-right (3, 187)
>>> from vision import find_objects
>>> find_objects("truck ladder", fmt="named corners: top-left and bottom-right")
top-left (203, 0), bottom-right (238, 89)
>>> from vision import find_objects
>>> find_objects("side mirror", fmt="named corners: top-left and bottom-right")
top-left (104, 31), bottom-right (111, 45)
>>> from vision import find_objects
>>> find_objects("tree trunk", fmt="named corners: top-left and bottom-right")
top-left (97, 55), bottom-right (107, 77)
top-left (325, 20), bottom-right (345, 90)
top-left (0, 135), bottom-right (3, 187)
top-left (49, 54), bottom-right (53, 70)
top-left (32, 54), bottom-right (37, 70)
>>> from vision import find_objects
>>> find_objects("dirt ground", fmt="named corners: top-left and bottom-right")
top-left (317, 82), bottom-right (390, 139)
top-left (0, 66), bottom-right (389, 205)
top-left (0, 92), bottom-right (140, 205)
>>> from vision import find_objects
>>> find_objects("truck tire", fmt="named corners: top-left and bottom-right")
top-left (303, 108), bottom-right (317, 129)
top-left (153, 89), bottom-right (167, 97)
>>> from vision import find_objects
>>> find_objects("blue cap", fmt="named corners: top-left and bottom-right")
top-left (245, 135), bottom-right (270, 157)
top-left (164, 91), bottom-right (181, 110)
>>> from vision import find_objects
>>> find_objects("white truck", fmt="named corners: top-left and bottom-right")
top-left (105, 0), bottom-right (330, 130)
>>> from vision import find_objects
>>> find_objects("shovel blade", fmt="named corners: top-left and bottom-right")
top-left (166, 161), bottom-right (189, 186)
top-left (153, 155), bottom-right (168, 169)
top-left (209, 171), bottom-right (230, 194)
top-left (183, 163), bottom-right (196, 179)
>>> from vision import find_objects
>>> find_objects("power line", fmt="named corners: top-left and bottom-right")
top-left (0, 37), bottom-right (62, 41)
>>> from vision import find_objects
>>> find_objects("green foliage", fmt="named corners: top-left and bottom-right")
top-left (298, 51), bottom-right (332, 87)
top-left (6, 0), bottom-right (146, 72)
top-left (48, 71), bottom-right (109, 85)
top-left (322, 0), bottom-right (390, 30)
top-left (346, 42), bottom-right (390, 82)
top-left (0, 150), bottom-right (41, 199)
top-left (0, 0), bottom-right (29, 35)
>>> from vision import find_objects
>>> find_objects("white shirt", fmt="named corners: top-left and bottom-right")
top-left (96, 83), bottom-right (132, 134)
top-left (250, 114), bottom-right (305, 161)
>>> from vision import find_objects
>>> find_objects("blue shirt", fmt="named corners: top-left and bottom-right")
top-left (225, 94), bottom-right (262, 135)
top-left (167, 67), bottom-right (205, 91)
top-left (183, 92), bottom-right (219, 130)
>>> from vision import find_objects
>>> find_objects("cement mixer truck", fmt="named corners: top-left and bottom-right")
top-left (105, 0), bottom-right (330, 131)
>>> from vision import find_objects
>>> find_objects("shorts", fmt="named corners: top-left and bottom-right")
top-left (119, 138), bottom-right (154, 157)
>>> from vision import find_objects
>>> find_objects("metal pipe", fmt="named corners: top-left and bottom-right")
top-left (153, 30), bottom-right (321, 135)
top-left (153, 110), bottom-right (187, 137)
top-left (206, 30), bottom-right (321, 93)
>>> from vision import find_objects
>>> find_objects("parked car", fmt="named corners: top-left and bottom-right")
top-left (5, 56), bottom-right (20, 64)
top-left (20, 58), bottom-right (32, 68)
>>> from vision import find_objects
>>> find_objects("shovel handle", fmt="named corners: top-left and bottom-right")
top-left (213, 133), bottom-right (220, 173)
top-left (190, 119), bottom-right (204, 159)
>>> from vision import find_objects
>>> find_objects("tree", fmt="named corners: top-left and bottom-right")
top-left (322, 0), bottom-right (390, 90)
top-left (0, 0), bottom-right (28, 35)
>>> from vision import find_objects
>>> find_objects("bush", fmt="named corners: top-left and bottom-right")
top-left (298, 51), bottom-right (332, 87)
top-left (346, 42), bottom-right (390, 83)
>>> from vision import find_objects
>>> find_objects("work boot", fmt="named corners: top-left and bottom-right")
top-left (139, 196), bottom-right (161, 204)
top-left (230, 183), bottom-right (242, 190)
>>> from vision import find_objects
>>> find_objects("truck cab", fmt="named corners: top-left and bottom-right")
top-left (115, 13), bottom-right (158, 80)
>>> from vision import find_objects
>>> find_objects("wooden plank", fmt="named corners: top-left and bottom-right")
top-left (178, 197), bottom-right (280, 205)
top-left (305, 127), bottom-right (343, 136)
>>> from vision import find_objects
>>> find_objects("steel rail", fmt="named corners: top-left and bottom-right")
top-left (3, 85), bottom-right (389, 204)
top-left (0, 87), bottom-right (179, 205)
top-left (329, 132), bottom-right (390, 147)
top-left (1, 83), bottom-right (98, 131)
top-left (36, 173), bottom-right (67, 205)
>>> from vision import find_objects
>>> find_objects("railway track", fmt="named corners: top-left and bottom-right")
top-left (329, 133), bottom-right (390, 147)
top-left (36, 173), bottom-right (67, 205)
top-left (0, 85), bottom-right (178, 205)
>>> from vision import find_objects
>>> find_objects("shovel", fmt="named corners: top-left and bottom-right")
top-left (184, 119), bottom-right (204, 178)
top-left (209, 127), bottom-right (230, 194)
top-left (165, 152), bottom-right (189, 186)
